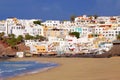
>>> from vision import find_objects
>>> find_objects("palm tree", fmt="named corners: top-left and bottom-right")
top-left (70, 15), bottom-right (76, 22)
top-left (93, 14), bottom-right (98, 19)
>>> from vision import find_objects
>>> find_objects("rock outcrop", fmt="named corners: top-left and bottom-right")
top-left (0, 41), bottom-right (30, 57)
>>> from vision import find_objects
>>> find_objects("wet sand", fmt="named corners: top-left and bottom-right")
top-left (7, 57), bottom-right (120, 80)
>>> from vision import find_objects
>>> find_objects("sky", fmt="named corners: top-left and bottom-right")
top-left (0, 0), bottom-right (120, 21)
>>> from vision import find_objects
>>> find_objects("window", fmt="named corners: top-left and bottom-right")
top-left (112, 34), bottom-right (114, 36)
top-left (109, 34), bottom-right (111, 36)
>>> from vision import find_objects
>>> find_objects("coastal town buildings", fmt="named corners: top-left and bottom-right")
top-left (0, 15), bottom-right (120, 55)
top-left (0, 18), bottom-right (43, 37)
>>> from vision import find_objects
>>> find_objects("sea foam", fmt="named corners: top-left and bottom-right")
top-left (0, 61), bottom-right (58, 79)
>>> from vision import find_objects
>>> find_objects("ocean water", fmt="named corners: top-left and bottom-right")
top-left (0, 61), bottom-right (58, 79)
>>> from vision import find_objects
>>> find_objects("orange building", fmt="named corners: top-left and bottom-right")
top-left (34, 45), bottom-right (47, 54)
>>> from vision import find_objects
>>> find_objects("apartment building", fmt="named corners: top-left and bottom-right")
top-left (41, 20), bottom-right (60, 28)
top-left (25, 40), bottom-right (48, 54)
top-left (0, 21), bottom-right (6, 34)
top-left (0, 18), bottom-right (44, 37)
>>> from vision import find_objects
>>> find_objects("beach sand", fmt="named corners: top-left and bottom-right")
top-left (7, 57), bottom-right (120, 80)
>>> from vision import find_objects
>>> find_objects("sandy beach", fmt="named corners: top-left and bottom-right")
top-left (7, 57), bottom-right (120, 80)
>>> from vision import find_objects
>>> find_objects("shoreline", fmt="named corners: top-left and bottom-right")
top-left (7, 57), bottom-right (120, 80)
top-left (6, 64), bottom-right (58, 80)
top-left (0, 60), bottom-right (59, 80)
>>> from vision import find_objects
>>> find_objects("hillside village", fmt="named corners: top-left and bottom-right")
top-left (0, 15), bottom-right (120, 57)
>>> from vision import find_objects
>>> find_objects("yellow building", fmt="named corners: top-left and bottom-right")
top-left (34, 45), bottom-right (47, 54)
top-left (34, 44), bottom-right (57, 55)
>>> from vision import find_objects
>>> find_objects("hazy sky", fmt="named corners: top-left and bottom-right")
top-left (0, 0), bottom-right (120, 20)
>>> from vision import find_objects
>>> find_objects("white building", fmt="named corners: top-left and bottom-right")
top-left (23, 24), bottom-right (44, 37)
top-left (0, 18), bottom-right (44, 37)
top-left (0, 21), bottom-right (6, 34)
top-left (42, 20), bottom-right (60, 28)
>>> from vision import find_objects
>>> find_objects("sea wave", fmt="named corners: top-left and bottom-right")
top-left (0, 68), bottom-right (26, 73)
top-left (0, 61), bottom-right (58, 79)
